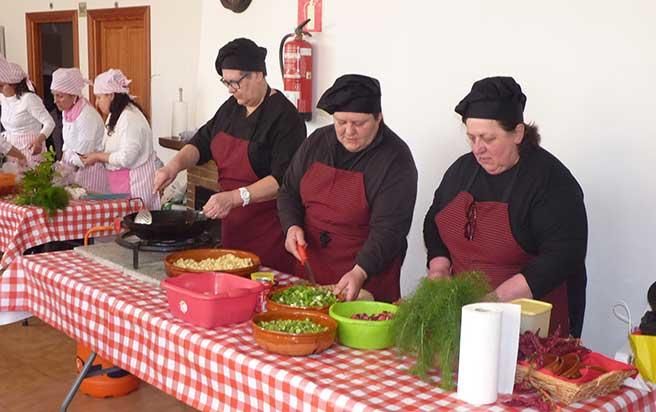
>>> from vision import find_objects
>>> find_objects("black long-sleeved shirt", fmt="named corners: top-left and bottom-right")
top-left (278, 122), bottom-right (418, 276)
top-left (189, 89), bottom-right (306, 184)
top-left (423, 145), bottom-right (588, 304)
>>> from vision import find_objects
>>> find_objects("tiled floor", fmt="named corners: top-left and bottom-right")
top-left (0, 317), bottom-right (196, 412)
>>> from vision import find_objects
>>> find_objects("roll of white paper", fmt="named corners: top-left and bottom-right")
top-left (171, 100), bottom-right (188, 138)
top-left (457, 305), bottom-right (502, 406)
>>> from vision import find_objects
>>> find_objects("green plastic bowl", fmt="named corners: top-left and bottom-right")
top-left (328, 301), bottom-right (398, 350)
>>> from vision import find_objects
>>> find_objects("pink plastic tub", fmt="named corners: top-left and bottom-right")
top-left (161, 272), bottom-right (264, 328)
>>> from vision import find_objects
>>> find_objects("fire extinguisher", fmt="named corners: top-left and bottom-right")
top-left (279, 19), bottom-right (313, 121)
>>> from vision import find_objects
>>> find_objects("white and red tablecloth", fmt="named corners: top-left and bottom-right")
top-left (1, 251), bottom-right (654, 411)
top-left (0, 197), bottom-right (140, 268)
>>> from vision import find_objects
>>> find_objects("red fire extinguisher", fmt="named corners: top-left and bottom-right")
top-left (279, 19), bottom-right (313, 121)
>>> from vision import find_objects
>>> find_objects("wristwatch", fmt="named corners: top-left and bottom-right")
top-left (238, 187), bottom-right (251, 207)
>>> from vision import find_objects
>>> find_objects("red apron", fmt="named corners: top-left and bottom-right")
top-left (298, 162), bottom-right (402, 303)
top-left (434, 166), bottom-right (570, 336)
top-left (210, 131), bottom-right (294, 274)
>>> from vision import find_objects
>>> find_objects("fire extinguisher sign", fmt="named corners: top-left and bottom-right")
top-left (298, 0), bottom-right (323, 33)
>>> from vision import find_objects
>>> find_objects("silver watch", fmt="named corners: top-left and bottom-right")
top-left (238, 187), bottom-right (251, 206)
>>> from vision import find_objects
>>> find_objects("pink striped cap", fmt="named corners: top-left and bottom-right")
top-left (51, 67), bottom-right (88, 96)
top-left (92, 68), bottom-right (131, 95)
top-left (0, 60), bottom-right (28, 84)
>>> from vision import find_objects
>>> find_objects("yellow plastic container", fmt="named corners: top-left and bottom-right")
top-left (511, 298), bottom-right (552, 337)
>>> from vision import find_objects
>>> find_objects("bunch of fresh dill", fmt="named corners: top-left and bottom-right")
top-left (391, 271), bottom-right (490, 390)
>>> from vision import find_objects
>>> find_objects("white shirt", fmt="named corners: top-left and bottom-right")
top-left (103, 104), bottom-right (155, 170)
top-left (0, 93), bottom-right (55, 137)
top-left (61, 103), bottom-right (105, 168)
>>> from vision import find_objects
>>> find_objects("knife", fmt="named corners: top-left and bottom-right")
top-left (296, 244), bottom-right (317, 285)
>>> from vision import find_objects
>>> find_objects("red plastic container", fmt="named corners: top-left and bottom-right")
top-left (161, 272), bottom-right (264, 328)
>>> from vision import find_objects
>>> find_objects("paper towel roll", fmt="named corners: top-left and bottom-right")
top-left (457, 305), bottom-right (502, 406)
top-left (457, 302), bottom-right (522, 405)
top-left (171, 100), bottom-right (188, 138)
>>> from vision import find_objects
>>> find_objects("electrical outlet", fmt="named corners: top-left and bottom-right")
top-left (78, 2), bottom-right (87, 17)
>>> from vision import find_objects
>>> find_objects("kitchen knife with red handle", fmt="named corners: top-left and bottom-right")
top-left (296, 243), bottom-right (317, 285)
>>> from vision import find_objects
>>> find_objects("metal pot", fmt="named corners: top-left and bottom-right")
top-left (121, 210), bottom-right (209, 241)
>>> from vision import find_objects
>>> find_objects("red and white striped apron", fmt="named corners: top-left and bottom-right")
top-left (434, 166), bottom-right (570, 336)
top-left (106, 153), bottom-right (161, 210)
top-left (6, 132), bottom-right (44, 167)
top-left (75, 163), bottom-right (108, 194)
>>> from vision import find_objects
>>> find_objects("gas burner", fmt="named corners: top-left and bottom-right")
top-left (115, 231), bottom-right (216, 269)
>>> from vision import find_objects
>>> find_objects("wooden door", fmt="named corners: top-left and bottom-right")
top-left (25, 10), bottom-right (79, 102)
top-left (87, 6), bottom-right (150, 119)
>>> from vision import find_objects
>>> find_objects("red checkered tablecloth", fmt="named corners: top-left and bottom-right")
top-left (0, 197), bottom-right (140, 268)
top-left (1, 251), bottom-right (654, 411)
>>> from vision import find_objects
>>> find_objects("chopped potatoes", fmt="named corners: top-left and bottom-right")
top-left (173, 254), bottom-right (253, 271)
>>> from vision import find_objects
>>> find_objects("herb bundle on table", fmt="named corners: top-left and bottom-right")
top-left (15, 149), bottom-right (69, 215)
top-left (391, 271), bottom-right (490, 390)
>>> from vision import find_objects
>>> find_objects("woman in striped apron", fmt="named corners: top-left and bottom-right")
top-left (81, 69), bottom-right (161, 210)
top-left (50, 68), bottom-right (108, 193)
top-left (0, 59), bottom-right (54, 167)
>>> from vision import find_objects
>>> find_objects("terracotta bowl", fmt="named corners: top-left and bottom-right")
top-left (267, 284), bottom-right (374, 314)
top-left (164, 248), bottom-right (261, 278)
top-left (251, 309), bottom-right (337, 356)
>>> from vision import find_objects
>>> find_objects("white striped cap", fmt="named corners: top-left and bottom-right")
top-left (51, 67), bottom-right (88, 96)
top-left (92, 68), bottom-right (131, 95)
top-left (0, 60), bottom-right (28, 84)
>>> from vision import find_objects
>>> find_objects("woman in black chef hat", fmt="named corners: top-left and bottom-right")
top-left (278, 74), bottom-right (418, 302)
top-left (154, 38), bottom-right (306, 273)
top-left (423, 76), bottom-right (588, 337)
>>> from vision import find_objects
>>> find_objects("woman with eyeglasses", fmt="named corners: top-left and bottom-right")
top-left (423, 76), bottom-right (588, 337)
top-left (50, 67), bottom-right (107, 193)
top-left (153, 38), bottom-right (306, 273)
top-left (0, 58), bottom-right (54, 166)
top-left (81, 68), bottom-right (161, 209)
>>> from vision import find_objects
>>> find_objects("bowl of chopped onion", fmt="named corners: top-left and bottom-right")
top-left (164, 248), bottom-right (261, 278)
top-left (251, 309), bottom-right (337, 356)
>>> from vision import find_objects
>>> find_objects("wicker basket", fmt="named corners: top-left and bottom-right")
top-left (515, 363), bottom-right (636, 405)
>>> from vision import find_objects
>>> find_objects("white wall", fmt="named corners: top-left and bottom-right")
top-left (195, 0), bottom-right (656, 355)
top-left (0, 0), bottom-right (203, 164)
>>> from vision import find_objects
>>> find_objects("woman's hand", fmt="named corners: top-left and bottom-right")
top-left (202, 190), bottom-right (240, 219)
top-left (427, 256), bottom-right (452, 280)
top-left (153, 166), bottom-right (178, 194)
top-left (284, 225), bottom-right (306, 261)
top-left (80, 152), bottom-right (102, 166)
top-left (28, 134), bottom-right (47, 155)
top-left (334, 265), bottom-right (367, 301)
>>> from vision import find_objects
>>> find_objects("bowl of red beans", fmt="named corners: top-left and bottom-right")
top-left (328, 301), bottom-right (398, 350)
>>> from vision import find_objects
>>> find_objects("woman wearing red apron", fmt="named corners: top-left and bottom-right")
top-left (154, 38), bottom-right (306, 273)
top-left (423, 76), bottom-right (588, 337)
top-left (278, 75), bottom-right (418, 303)
top-left (50, 68), bottom-right (108, 193)
top-left (81, 69), bottom-right (161, 210)
top-left (0, 59), bottom-right (54, 167)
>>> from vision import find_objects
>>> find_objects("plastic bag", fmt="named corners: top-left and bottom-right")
top-left (614, 302), bottom-right (656, 386)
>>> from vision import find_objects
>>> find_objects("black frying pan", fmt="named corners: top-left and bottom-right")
top-left (122, 210), bottom-right (209, 241)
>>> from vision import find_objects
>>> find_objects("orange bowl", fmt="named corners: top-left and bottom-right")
top-left (267, 284), bottom-right (374, 314)
top-left (251, 309), bottom-right (337, 356)
top-left (164, 248), bottom-right (261, 278)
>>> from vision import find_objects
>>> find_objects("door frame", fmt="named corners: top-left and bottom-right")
top-left (25, 10), bottom-right (79, 98)
top-left (87, 6), bottom-right (151, 118)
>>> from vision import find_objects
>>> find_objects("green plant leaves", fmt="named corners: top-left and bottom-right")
top-left (15, 149), bottom-right (70, 215)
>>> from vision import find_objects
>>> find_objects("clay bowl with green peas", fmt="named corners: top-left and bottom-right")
top-left (266, 284), bottom-right (374, 313)
top-left (251, 309), bottom-right (337, 356)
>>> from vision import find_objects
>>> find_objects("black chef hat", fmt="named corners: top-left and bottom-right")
top-left (455, 76), bottom-right (526, 123)
top-left (317, 74), bottom-right (382, 114)
top-left (215, 38), bottom-right (267, 76)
